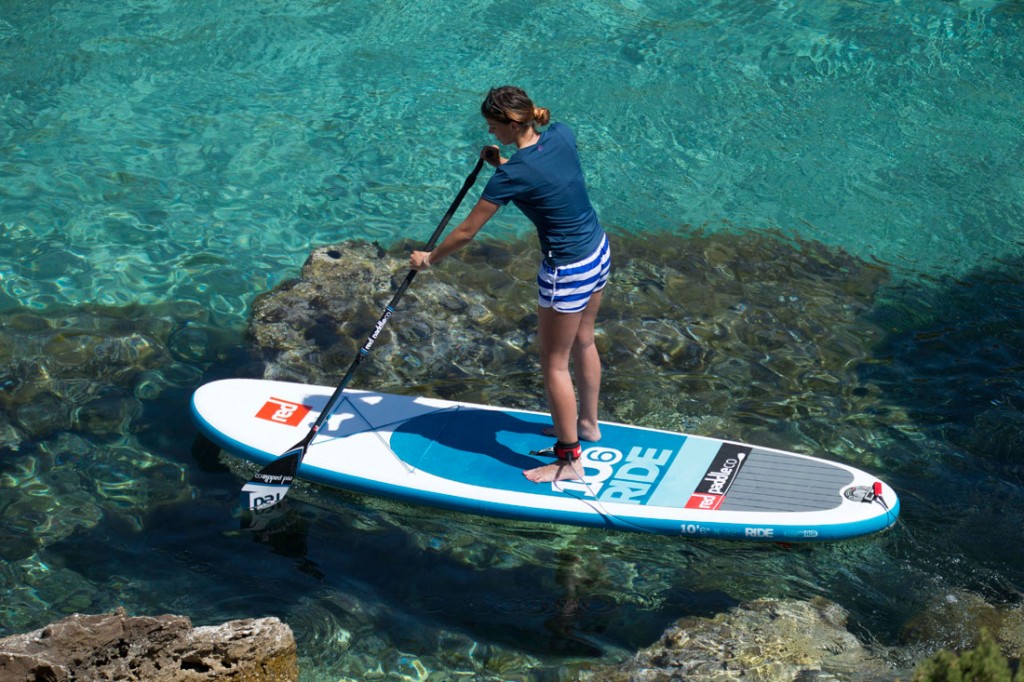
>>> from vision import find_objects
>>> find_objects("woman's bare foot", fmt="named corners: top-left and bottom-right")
top-left (524, 461), bottom-right (583, 483)
top-left (542, 423), bottom-right (602, 442)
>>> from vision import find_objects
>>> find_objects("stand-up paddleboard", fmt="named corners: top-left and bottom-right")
top-left (191, 378), bottom-right (899, 541)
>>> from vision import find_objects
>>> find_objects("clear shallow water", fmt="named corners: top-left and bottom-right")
top-left (2, 0), bottom-right (1022, 316)
top-left (1, 1), bottom-right (1023, 679)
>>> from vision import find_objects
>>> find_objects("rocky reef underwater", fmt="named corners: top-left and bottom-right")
top-left (1, 227), bottom-right (1022, 680)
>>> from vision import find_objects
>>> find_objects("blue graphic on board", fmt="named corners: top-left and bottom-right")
top-left (188, 379), bottom-right (902, 541)
top-left (390, 407), bottom-right (709, 507)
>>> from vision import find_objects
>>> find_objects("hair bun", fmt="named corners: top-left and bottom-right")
top-left (481, 86), bottom-right (551, 126)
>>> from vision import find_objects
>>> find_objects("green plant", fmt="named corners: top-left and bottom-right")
top-left (913, 630), bottom-right (1021, 682)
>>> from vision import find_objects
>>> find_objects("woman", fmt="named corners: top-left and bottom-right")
top-left (410, 85), bottom-right (611, 483)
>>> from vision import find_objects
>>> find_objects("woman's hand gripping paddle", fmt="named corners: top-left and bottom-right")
top-left (240, 158), bottom-right (485, 512)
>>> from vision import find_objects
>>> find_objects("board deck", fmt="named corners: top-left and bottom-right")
top-left (191, 378), bottom-right (900, 541)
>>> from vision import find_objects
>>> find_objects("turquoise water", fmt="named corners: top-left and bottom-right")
top-left (2, 0), bottom-right (1023, 679)
top-left (4, 0), bottom-right (1021, 318)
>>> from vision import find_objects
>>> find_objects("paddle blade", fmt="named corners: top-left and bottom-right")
top-left (240, 498), bottom-right (293, 532)
top-left (240, 446), bottom-right (303, 511)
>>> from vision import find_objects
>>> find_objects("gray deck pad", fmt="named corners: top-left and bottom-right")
top-left (718, 448), bottom-right (854, 513)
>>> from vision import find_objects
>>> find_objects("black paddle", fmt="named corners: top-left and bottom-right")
top-left (241, 157), bottom-right (485, 512)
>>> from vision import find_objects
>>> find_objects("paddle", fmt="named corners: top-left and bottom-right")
top-left (241, 157), bottom-right (485, 512)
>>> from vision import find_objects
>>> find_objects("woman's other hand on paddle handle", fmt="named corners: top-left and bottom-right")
top-left (482, 145), bottom-right (503, 167)
top-left (409, 192), bottom-right (500, 272)
top-left (409, 250), bottom-right (433, 271)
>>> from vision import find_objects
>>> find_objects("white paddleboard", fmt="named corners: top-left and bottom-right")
top-left (191, 378), bottom-right (900, 541)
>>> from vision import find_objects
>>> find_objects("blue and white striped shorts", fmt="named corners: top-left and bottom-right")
top-left (537, 234), bottom-right (611, 313)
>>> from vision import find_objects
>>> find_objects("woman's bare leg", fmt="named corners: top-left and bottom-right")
top-left (572, 289), bottom-right (603, 442)
top-left (525, 305), bottom-right (583, 482)
top-left (525, 291), bottom-right (604, 483)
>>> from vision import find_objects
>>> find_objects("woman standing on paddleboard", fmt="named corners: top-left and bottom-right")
top-left (410, 85), bottom-right (611, 484)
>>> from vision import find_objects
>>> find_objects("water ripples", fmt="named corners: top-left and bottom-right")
top-left (0, 1), bottom-right (1023, 679)
top-left (2, 0), bottom-right (1022, 315)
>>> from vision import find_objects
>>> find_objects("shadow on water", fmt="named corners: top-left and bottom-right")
top-left (47, 480), bottom-right (737, 665)
top-left (858, 255), bottom-right (1024, 597)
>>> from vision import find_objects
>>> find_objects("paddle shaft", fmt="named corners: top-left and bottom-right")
top-left (301, 157), bottom-right (485, 443)
top-left (242, 157), bottom-right (486, 511)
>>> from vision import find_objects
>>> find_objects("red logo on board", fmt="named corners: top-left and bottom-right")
top-left (256, 397), bottom-right (311, 427)
top-left (685, 493), bottom-right (725, 510)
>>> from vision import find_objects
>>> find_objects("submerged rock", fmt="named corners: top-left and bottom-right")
top-left (0, 301), bottom-right (248, 628)
top-left (900, 588), bottom-right (1024, 660)
top-left (248, 239), bottom-right (536, 402)
top-left (248, 231), bottom-right (891, 460)
top-left (0, 608), bottom-right (297, 681)
top-left (579, 597), bottom-right (901, 681)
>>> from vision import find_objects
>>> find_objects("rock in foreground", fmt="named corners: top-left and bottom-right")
top-left (0, 608), bottom-right (297, 681)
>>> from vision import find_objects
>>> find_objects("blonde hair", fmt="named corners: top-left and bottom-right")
top-left (481, 86), bottom-right (550, 127)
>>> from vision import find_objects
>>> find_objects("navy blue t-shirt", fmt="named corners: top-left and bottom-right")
top-left (481, 122), bottom-right (604, 266)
